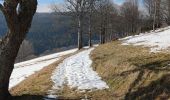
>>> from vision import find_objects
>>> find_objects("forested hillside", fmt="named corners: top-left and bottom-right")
top-left (0, 13), bottom-right (98, 55)
top-left (28, 13), bottom-right (78, 55)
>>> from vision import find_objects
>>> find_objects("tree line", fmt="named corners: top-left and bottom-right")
top-left (53, 0), bottom-right (170, 49)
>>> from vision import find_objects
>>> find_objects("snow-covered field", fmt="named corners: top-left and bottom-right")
top-left (51, 48), bottom-right (109, 91)
top-left (121, 26), bottom-right (170, 52)
top-left (10, 49), bottom-right (77, 89)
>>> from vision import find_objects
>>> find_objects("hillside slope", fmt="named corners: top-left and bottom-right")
top-left (91, 27), bottom-right (170, 99)
top-left (10, 27), bottom-right (170, 100)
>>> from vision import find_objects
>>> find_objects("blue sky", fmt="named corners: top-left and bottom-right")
top-left (38, 0), bottom-right (63, 5)
top-left (1, 0), bottom-right (142, 12)
top-left (114, 0), bottom-right (125, 5)
top-left (0, 0), bottom-right (126, 12)
top-left (37, 0), bottom-right (126, 12)
top-left (38, 0), bottom-right (56, 4)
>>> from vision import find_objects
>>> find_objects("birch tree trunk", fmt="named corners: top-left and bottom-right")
top-left (78, 15), bottom-right (83, 50)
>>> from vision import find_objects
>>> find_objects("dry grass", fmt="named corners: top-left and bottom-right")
top-left (90, 41), bottom-right (170, 100)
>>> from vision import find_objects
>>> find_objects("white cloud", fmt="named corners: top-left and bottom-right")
top-left (37, 4), bottom-right (52, 13)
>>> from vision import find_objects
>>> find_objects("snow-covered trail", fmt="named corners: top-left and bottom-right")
top-left (51, 48), bottom-right (109, 91)
top-left (10, 49), bottom-right (77, 89)
top-left (120, 26), bottom-right (170, 52)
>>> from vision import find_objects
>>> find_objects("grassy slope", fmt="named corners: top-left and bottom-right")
top-left (91, 41), bottom-right (170, 100)
top-left (10, 41), bottom-right (170, 100)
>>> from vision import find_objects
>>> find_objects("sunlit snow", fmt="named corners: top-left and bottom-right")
top-left (9, 49), bottom-right (77, 89)
top-left (51, 48), bottom-right (109, 90)
top-left (121, 26), bottom-right (170, 52)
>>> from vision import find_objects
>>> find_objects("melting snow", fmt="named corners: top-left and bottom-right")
top-left (51, 48), bottom-right (109, 90)
top-left (121, 26), bottom-right (170, 52)
top-left (9, 49), bottom-right (77, 89)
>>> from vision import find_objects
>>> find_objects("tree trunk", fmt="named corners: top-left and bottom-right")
top-left (102, 28), bottom-right (106, 44)
top-left (0, 61), bottom-right (13, 100)
top-left (88, 16), bottom-right (92, 47)
top-left (168, 0), bottom-right (170, 25)
top-left (89, 30), bottom-right (92, 47)
top-left (78, 16), bottom-right (83, 50)
top-left (0, 0), bottom-right (37, 99)
top-left (0, 31), bottom-right (24, 99)
top-left (100, 28), bottom-right (105, 44)
top-left (153, 1), bottom-right (157, 31)
top-left (100, 29), bottom-right (103, 44)
top-left (88, 0), bottom-right (94, 47)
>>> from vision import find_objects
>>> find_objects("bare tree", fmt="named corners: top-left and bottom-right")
top-left (164, 0), bottom-right (170, 25)
top-left (95, 0), bottom-right (114, 44)
top-left (0, 0), bottom-right (37, 99)
top-left (121, 0), bottom-right (139, 34)
top-left (64, 0), bottom-right (89, 50)
top-left (53, 0), bottom-right (117, 45)
top-left (144, 0), bottom-right (161, 31)
top-left (87, 0), bottom-right (96, 47)
top-left (82, 0), bottom-right (101, 47)
top-left (153, 0), bottom-right (157, 31)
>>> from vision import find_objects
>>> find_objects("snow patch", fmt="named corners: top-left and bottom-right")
top-left (10, 49), bottom-right (77, 89)
top-left (121, 26), bottom-right (170, 52)
top-left (51, 48), bottom-right (109, 91)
